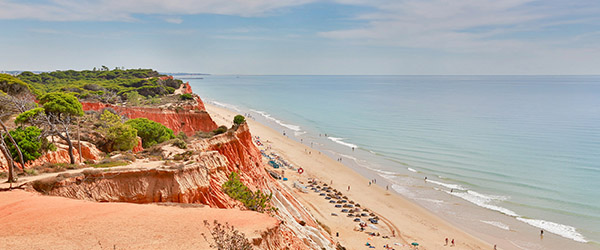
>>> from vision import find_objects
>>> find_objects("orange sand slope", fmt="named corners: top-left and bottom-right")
top-left (0, 190), bottom-right (277, 250)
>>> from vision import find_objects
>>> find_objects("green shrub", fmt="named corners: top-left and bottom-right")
top-left (125, 118), bottom-right (174, 148)
top-left (46, 143), bottom-right (57, 152)
top-left (176, 131), bottom-right (188, 140)
top-left (222, 172), bottom-right (274, 213)
top-left (233, 115), bottom-right (245, 125)
top-left (171, 138), bottom-right (187, 149)
top-left (99, 109), bottom-right (122, 127)
top-left (213, 125), bottom-right (228, 135)
top-left (6, 126), bottom-right (42, 163)
top-left (106, 124), bottom-right (138, 151)
top-left (125, 91), bottom-right (142, 106)
top-left (180, 93), bottom-right (194, 100)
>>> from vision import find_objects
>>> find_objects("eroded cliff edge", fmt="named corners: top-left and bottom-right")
top-left (27, 122), bottom-right (334, 249)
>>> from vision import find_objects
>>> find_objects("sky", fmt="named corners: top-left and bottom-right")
top-left (1, 0), bottom-right (600, 75)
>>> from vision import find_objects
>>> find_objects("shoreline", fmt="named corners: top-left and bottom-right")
top-left (205, 103), bottom-right (495, 249)
top-left (204, 102), bottom-right (598, 250)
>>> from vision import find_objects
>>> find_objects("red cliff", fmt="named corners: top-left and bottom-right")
top-left (81, 102), bottom-right (217, 136)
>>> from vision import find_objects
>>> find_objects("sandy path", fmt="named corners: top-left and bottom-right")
top-left (0, 190), bottom-right (278, 250)
top-left (206, 103), bottom-right (495, 250)
top-left (0, 161), bottom-right (164, 190)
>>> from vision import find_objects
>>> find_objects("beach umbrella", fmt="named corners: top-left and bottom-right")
top-left (411, 242), bottom-right (419, 246)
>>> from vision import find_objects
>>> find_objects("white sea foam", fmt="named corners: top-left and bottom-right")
top-left (407, 167), bottom-right (418, 173)
top-left (211, 101), bottom-right (241, 112)
top-left (426, 179), bottom-right (467, 191)
top-left (416, 198), bottom-right (444, 204)
top-left (480, 220), bottom-right (510, 231)
top-left (516, 218), bottom-right (587, 243)
top-left (328, 137), bottom-right (358, 149)
top-left (380, 174), bottom-right (396, 181)
top-left (468, 190), bottom-right (509, 201)
top-left (294, 131), bottom-right (307, 137)
top-left (376, 169), bottom-right (397, 175)
top-left (391, 184), bottom-right (414, 198)
top-left (339, 154), bottom-right (358, 162)
top-left (447, 190), bottom-right (519, 217)
top-left (250, 109), bottom-right (301, 132)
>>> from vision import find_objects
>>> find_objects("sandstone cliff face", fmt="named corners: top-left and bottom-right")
top-left (81, 102), bottom-right (217, 136)
top-left (0, 141), bottom-right (102, 171)
top-left (32, 152), bottom-right (237, 207)
top-left (30, 123), bottom-right (334, 249)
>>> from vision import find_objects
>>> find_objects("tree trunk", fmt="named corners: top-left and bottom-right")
top-left (55, 129), bottom-right (75, 165)
top-left (0, 120), bottom-right (25, 171)
top-left (78, 117), bottom-right (82, 164)
top-left (66, 132), bottom-right (75, 165)
top-left (0, 140), bottom-right (16, 184)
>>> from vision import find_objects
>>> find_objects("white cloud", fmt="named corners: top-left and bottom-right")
top-left (320, 0), bottom-right (600, 53)
top-left (0, 0), bottom-right (317, 21)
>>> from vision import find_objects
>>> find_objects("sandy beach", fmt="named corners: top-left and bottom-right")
top-left (205, 103), bottom-right (496, 250)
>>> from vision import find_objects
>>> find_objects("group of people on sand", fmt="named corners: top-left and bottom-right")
top-left (444, 238), bottom-right (455, 246)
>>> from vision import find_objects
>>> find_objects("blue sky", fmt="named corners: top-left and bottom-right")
top-left (1, 0), bottom-right (600, 74)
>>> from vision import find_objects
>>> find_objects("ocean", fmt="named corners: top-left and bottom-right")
top-left (186, 75), bottom-right (600, 246)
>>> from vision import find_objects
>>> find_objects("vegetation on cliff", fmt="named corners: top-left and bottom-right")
top-left (17, 68), bottom-right (183, 103)
top-left (125, 118), bottom-right (174, 148)
top-left (222, 172), bottom-right (275, 213)
top-left (16, 92), bottom-right (83, 164)
top-left (5, 126), bottom-right (42, 163)
top-left (98, 110), bottom-right (138, 152)
top-left (0, 73), bottom-right (38, 96)
top-left (233, 115), bottom-right (246, 126)
top-left (0, 68), bottom-right (201, 184)
top-left (201, 220), bottom-right (252, 250)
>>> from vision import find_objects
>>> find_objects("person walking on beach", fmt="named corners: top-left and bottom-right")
top-left (348, 185), bottom-right (350, 191)
top-left (494, 244), bottom-right (497, 250)
top-left (451, 239), bottom-right (455, 246)
top-left (445, 238), bottom-right (448, 246)
top-left (369, 181), bottom-right (371, 186)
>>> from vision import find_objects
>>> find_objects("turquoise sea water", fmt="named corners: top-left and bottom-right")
top-left (187, 75), bottom-right (600, 245)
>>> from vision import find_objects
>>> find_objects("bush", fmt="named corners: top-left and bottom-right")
top-left (171, 138), bottom-right (187, 149)
top-left (125, 118), bottom-right (174, 148)
top-left (180, 93), bottom-right (194, 100)
top-left (201, 220), bottom-right (252, 250)
top-left (222, 172), bottom-right (274, 213)
top-left (99, 109), bottom-right (122, 127)
top-left (106, 124), bottom-right (138, 152)
top-left (6, 126), bottom-right (42, 163)
top-left (176, 131), bottom-right (188, 140)
top-left (233, 115), bottom-right (245, 125)
top-left (213, 125), bottom-right (228, 135)
top-left (125, 91), bottom-right (142, 106)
